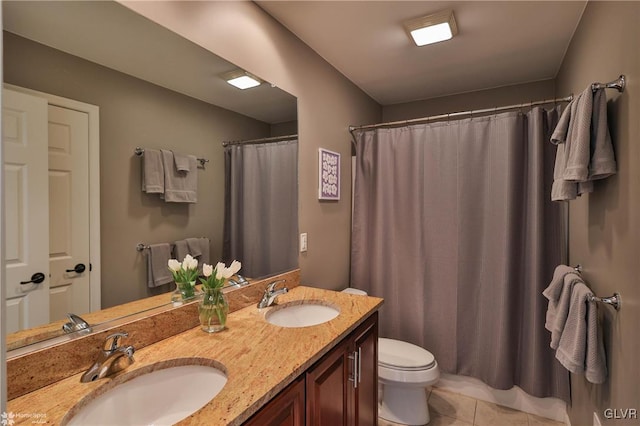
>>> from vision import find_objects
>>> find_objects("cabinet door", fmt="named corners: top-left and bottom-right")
top-left (351, 312), bottom-right (378, 426)
top-left (306, 338), bottom-right (350, 426)
top-left (245, 376), bottom-right (305, 426)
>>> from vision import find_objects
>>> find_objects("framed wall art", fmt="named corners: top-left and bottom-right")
top-left (318, 148), bottom-right (340, 201)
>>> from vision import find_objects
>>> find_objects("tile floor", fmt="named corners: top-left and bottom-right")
top-left (379, 388), bottom-right (565, 426)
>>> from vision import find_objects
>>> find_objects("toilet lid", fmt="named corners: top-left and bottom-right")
top-left (378, 338), bottom-right (435, 370)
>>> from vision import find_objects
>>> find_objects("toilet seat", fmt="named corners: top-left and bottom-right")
top-left (379, 338), bottom-right (436, 370)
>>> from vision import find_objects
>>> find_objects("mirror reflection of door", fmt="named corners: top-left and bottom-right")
top-left (47, 104), bottom-right (91, 323)
top-left (3, 88), bottom-right (94, 332)
top-left (3, 88), bottom-right (50, 332)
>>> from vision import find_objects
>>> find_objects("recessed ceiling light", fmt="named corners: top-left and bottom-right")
top-left (404, 9), bottom-right (458, 47)
top-left (222, 70), bottom-right (262, 90)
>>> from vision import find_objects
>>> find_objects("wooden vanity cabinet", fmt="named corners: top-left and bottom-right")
top-left (245, 312), bottom-right (378, 426)
top-left (244, 375), bottom-right (306, 426)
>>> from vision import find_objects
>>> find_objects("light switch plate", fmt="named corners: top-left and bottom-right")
top-left (300, 233), bottom-right (308, 253)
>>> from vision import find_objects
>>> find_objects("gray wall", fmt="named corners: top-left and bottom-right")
top-left (4, 33), bottom-right (271, 308)
top-left (382, 80), bottom-right (555, 122)
top-left (555, 2), bottom-right (640, 425)
top-left (123, 1), bottom-right (382, 290)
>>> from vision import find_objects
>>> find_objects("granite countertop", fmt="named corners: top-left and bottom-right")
top-left (7, 286), bottom-right (383, 425)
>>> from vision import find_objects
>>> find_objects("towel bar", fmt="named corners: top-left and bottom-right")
top-left (134, 147), bottom-right (209, 168)
top-left (591, 75), bottom-right (626, 93)
top-left (588, 293), bottom-right (621, 311)
top-left (136, 243), bottom-right (150, 252)
top-left (573, 264), bottom-right (621, 310)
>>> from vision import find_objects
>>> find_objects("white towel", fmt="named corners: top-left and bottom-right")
top-left (543, 265), bottom-right (583, 349)
top-left (161, 150), bottom-right (198, 203)
top-left (555, 283), bottom-right (607, 384)
top-left (146, 243), bottom-right (173, 288)
top-left (141, 148), bottom-right (164, 194)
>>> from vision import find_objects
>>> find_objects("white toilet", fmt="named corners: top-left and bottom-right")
top-left (342, 288), bottom-right (440, 425)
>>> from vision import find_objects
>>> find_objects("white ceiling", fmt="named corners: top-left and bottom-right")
top-left (257, 1), bottom-right (587, 105)
top-left (3, 1), bottom-right (297, 124)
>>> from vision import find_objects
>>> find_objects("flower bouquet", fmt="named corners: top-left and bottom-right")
top-left (198, 260), bottom-right (241, 333)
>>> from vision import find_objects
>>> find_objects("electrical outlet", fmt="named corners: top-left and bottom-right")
top-left (300, 233), bottom-right (308, 253)
top-left (594, 411), bottom-right (603, 426)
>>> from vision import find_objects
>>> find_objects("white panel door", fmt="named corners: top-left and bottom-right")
top-left (3, 88), bottom-right (50, 333)
top-left (47, 105), bottom-right (91, 321)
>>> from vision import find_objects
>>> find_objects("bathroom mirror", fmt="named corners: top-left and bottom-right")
top-left (2, 0), bottom-right (298, 352)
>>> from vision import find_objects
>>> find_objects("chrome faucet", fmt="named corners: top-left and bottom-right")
top-left (81, 332), bottom-right (135, 383)
top-left (62, 313), bottom-right (92, 334)
top-left (257, 280), bottom-right (288, 308)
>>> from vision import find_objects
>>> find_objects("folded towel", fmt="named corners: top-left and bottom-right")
top-left (186, 237), bottom-right (203, 257)
top-left (141, 148), bottom-right (164, 194)
top-left (174, 239), bottom-right (190, 262)
top-left (589, 89), bottom-right (617, 180)
top-left (173, 151), bottom-right (192, 172)
top-left (146, 243), bottom-right (173, 288)
top-left (186, 237), bottom-right (210, 273)
top-left (543, 265), bottom-right (583, 348)
top-left (555, 283), bottom-right (607, 384)
top-left (551, 85), bottom-right (617, 201)
top-left (161, 150), bottom-right (198, 203)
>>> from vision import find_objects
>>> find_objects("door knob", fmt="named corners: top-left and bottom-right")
top-left (66, 263), bottom-right (86, 274)
top-left (20, 272), bottom-right (46, 285)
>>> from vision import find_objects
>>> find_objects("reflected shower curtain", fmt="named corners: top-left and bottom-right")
top-left (351, 108), bottom-right (570, 400)
top-left (223, 139), bottom-right (298, 278)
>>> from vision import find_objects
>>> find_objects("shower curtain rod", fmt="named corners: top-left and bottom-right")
top-left (222, 133), bottom-right (297, 147)
top-left (349, 74), bottom-right (626, 134)
top-left (349, 96), bottom-right (573, 134)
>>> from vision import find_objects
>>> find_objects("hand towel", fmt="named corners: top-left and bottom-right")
top-left (173, 239), bottom-right (190, 263)
top-left (173, 151), bottom-right (192, 172)
top-left (186, 237), bottom-right (203, 257)
top-left (588, 88), bottom-right (617, 180)
top-left (146, 243), bottom-right (173, 288)
top-left (551, 85), bottom-right (617, 202)
top-left (161, 150), bottom-right (198, 203)
top-left (543, 265), bottom-right (583, 349)
top-left (555, 283), bottom-right (607, 384)
top-left (186, 237), bottom-right (210, 273)
top-left (141, 148), bottom-right (164, 194)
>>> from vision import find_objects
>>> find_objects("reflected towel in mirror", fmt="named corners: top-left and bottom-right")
top-left (147, 243), bottom-right (173, 288)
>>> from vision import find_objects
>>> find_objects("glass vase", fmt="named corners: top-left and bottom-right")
top-left (198, 288), bottom-right (229, 333)
top-left (171, 280), bottom-right (197, 306)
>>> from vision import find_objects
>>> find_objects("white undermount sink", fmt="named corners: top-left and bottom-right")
top-left (266, 301), bottom-right (340, 327)
top-left (65, 360), bottom-right (227, 426)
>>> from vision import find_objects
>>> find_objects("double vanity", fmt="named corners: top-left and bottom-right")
top-left (6, 278), bottom-right (383, 425)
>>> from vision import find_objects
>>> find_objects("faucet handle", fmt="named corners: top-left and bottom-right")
top-left (104, 332), bottom-right (129, 351)
top-left (266, 280), bottom-right (286, 292)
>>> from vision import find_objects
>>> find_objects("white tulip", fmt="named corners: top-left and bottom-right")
top-left (215, 262), bottom-right (226, 280)
top-left (168, 259), bottom-right (181, 272)
top-left (183, 254), bottom-right (198, 270)
top-left (203, 263), bottom-right (213, 278)
top-left (228, 260), bottom-right (242, 276)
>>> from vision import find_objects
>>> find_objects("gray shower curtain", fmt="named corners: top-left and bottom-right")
top-left (351, 107), bottom-right (570, 401)
top-left (223, 139), bottom-right (298, 279)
